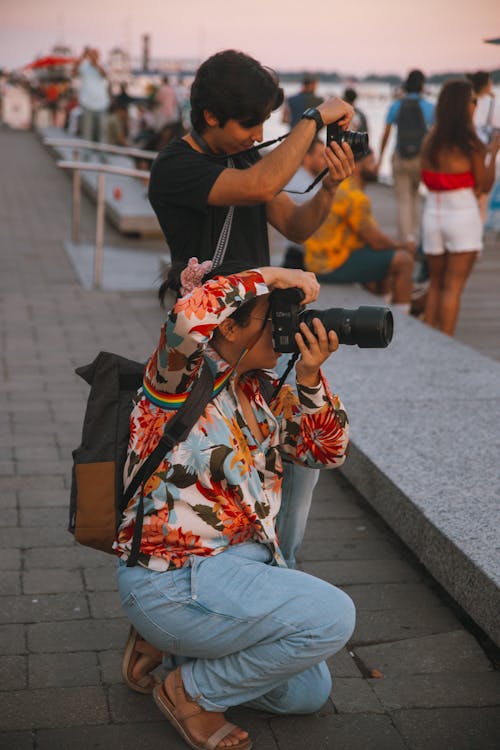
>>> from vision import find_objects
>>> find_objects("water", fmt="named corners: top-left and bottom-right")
top-left (263, 82), bottom-right (500, 183)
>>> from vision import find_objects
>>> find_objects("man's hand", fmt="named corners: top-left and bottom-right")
top-left (322, 141), bottom-right (355, 193)
top-left (317, 97), bottom-right (354, 129)
top-left (295, 318), bottom-right (339, 387)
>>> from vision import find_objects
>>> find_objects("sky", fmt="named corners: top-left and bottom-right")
top-left (1, 0), bottom-right (499, 76)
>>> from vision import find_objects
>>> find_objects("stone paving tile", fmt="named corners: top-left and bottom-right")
top-left (300, 558), bottom-right (421, 585)
top-left (371, 672), bottom-right (500, 710)
top-left (299, 537), bottom-right (401, 561)
top-left (22, 568), bottom-right (85, 595)
top-left (28, 652), bottom-right (100, 688)
top-left (0, 624), bottom-right (26, 655)
top-left (27, 619), bottom-right (128, 653)
top-left (0, 593), bottom-right (88, 624)
top-left (24, 545), bottom-right (111, 569)
top-left (330, 677), bottom-right (386, 714)
top-left (0, 655), bottom-right (26, 691)
top-left (0, 548), bottom-right (21, 570)
top-left (0, 571), bottom-right (21, 596)
top-left (327, 647), bottom-right (362, 678)
top-left (391, 707), bottom-right (500, 750)
top-left (98, 649), bottom-right (123, 685)
top-left (0, 733), bottom-right (33, 750)
top-left (0, 686), bottom-right (109, 731)
top-left (83, 564), bottom-right (119, 591)
top-left (88, 590), bottom-right (124, 619)
top-left (34, 722), bottom-right (187, 750)
top-left (351, 607), bottom-right (462, 645)
top-left (270, 713), bottom-right (408, 750)
top-left (343, 581), bottom-right (445, 611)
top-left (355, 630), bottom-right (494, 676)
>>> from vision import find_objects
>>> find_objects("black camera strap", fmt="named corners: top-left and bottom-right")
top-left (190, 129), bottom-right (326, 196)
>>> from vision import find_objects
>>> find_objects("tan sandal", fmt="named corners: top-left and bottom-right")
top-left (153, 666), bottom-right (252, 750)
top-left (122, 626), bottom-right (162, 694)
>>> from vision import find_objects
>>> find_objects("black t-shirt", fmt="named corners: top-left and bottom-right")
top-left (148, 139), bottom-right (270, 266)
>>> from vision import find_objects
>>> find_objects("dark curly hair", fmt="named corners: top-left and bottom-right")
top-left (190, 50), bottom-right (284, 134)
top-left (424, 79), bottom-right (482, 168)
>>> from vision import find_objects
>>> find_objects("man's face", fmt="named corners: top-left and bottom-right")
top-left (206, 116), bottom-right (266, 154)
top-left (305, 143), bottom-right (326, 177)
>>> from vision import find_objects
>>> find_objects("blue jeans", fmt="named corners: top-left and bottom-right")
top-left (118, 543), bottom-right (355, 714)
top-left (277, 462), bottom-right (319, 567)
top-left (275, 355), bottom-right (320, 568)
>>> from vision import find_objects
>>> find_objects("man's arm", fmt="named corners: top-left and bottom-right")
top-left (377, 123), bottom-right (392, 168)
top-left (265, 142), bottom-right (353, 242)
top-left (360, 220), bottom-right (399, 250)
top-left (207, 97), bottom-right (354, 207)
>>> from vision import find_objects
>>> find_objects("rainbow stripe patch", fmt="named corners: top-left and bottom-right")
top-left (142, 366), bottom-right (235, 410)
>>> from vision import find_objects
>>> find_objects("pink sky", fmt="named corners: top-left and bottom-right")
top-left (1, 0), bottom-right (499, 75)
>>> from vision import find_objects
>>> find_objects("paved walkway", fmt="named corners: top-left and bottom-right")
top-left (0, 129), bottom-right (499, 749)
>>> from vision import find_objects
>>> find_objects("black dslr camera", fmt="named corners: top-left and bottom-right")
top-left (270, 288), bottom-right (393, 352)
top-left (327, 122), bottom-right (369, 158)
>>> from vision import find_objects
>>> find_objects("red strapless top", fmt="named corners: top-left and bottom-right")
top-left (421, 170), bottom-right (475, 191)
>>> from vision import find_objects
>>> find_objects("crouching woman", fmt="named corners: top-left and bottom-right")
top-left (114, 262), bottom-right (355, 750)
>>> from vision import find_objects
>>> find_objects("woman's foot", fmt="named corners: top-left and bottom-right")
top-left (154, 666), bottom-right (252, 749)
top-left (122, 626), bottom-right (163, 694)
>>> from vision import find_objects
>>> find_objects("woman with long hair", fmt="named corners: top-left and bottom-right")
top-left (420, 79), bottom-right (500, 335)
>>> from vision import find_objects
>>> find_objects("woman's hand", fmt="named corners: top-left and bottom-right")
top-left (258, 267), bottom-right (320, 305)
top-left (318, 97), bottom-right (354, 129)
top-left (322, 141), bottom-right (355, 193)
top-left (295, 318), bottom-right (339, 387)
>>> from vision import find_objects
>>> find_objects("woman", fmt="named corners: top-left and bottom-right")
top-left (420, 79), bottom-right (500, 336)
top-left (115, 262), bottom-right (355, 750)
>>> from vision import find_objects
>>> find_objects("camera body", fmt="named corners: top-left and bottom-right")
top-left (327, 122), bottom-right (369, 158)
top-left (270, 288), bottom-right (393, 352)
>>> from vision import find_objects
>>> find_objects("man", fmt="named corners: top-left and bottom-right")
top-left (148, 49), bottom-right (355, 567)
top-left (282, 73), bottom-right (324, 129)
top-left (304, 149), bottom-right (414, 313)
top-left (282, 138), bottom-right (326, 269)
top-left (377, 69), bottom-right (434, 245)
top-left (72, 47), bottom-right (110, 143)
top-left (343, 87), bottom-right (369, 134)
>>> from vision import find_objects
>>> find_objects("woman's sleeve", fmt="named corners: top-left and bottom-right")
top-left (271, 373), bottom-right (349, 469)
top-left (144, 270), bottom-right (268, 396)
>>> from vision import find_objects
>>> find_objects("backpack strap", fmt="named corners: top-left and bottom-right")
top-left (125, 357), bottom-right (215, 566)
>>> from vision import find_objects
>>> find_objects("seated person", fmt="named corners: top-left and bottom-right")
top-left (304, 149), bottom-right (415, 312)
top-left (115, 262), bottom-right (354, 750)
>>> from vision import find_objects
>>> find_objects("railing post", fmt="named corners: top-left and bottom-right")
top-left (93, 172), bottom-right (106, 289)
top-left (72, 150), bottom-right (81, 243)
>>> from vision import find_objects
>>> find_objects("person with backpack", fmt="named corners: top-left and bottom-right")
top-left (115, 261), bottom-right (354, 750)
top-left (377, 69), bottom-right (435, 246)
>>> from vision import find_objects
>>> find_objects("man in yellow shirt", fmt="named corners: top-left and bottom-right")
top-left (304, 150), bottom-right (415, 311)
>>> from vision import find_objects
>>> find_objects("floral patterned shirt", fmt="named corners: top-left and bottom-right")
top-left (114, 270), bottom-right (349, 570)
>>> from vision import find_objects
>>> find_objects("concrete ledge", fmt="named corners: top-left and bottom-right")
top-left (316, 284), bottom-right (500, 646)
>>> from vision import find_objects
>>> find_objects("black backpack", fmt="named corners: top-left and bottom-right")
top-left (69, 350), bottom-right (275, 566)
top-left (396, 97), bottom-right (428, 159)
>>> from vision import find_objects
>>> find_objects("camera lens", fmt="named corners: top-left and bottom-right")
top-left (343, 130), bottom-right (369, 156)
top-left (301, 306), bottom-right (393, 348)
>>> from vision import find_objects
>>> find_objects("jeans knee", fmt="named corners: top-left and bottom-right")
top-left (322, 588), bottom-right (356, 652)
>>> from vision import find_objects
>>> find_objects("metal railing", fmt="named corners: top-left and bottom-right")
top-left (43, 136), bottom-right (158, 162)
top-left (45, 135), bottom-right (158, 239)
top-left (57, 160), bottom-right (151, 289)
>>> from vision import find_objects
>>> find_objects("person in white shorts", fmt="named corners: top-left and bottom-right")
top-left (420, 79), bottom-right (500, 336)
